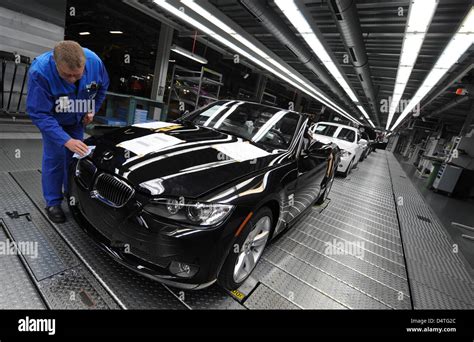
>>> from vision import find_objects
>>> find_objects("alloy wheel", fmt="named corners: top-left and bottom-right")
top-left (233, 216), bottom-right (271, 283)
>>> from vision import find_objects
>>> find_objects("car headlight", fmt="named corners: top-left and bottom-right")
top-left (340, 149), bottom-right (352, 157)
top-left (144, 198), bottom-right (234, 226)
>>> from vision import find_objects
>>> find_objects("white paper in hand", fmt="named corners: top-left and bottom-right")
top-left (73, 146), bottom-right (96, 159)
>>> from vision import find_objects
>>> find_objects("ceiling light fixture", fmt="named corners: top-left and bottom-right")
top-left (79, 32), bottom-right (91, 36)
top-left (170, 44), bottom-right (208, 64)
top-left (274, 0), bottom-right (371, 123)
top-left (385, 0), bottom-right (438, 130)
top-left (109, 31), bottom-right (123, 34)
top-left (391, 7), bottom-right (474, 131)
top-left (357, 106), bottom-right (375, 128)
top-left (158, 0), bottom-right (362, 124)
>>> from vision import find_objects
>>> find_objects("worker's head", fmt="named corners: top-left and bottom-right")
top-left (53, 40), bottom-right (86, 84)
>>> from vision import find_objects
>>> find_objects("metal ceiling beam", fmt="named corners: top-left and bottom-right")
top-left (122, 0), bottom-right (182, 30)
top-left (130, 0), bottom-right (363, 122)
top-left (123, 0), bottom-right (279, 83)
top-left (239, 0), bottom-right (360, 119)
top-left (460, 100), bottom-right (474, 134)
top-left (426, 95), bottom-right (471, 118)
top-left (327, 0), bottom-right (384, 127)
top-left (421, 61), bottom-right (474, 112)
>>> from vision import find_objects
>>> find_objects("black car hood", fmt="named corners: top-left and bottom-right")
top-left (87, 123), bottom-right (288, 198)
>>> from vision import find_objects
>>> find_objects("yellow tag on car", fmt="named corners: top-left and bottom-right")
top-left (156, 125), bottom-right (182, 132)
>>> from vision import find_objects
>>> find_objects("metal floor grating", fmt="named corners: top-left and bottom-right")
top-left (0, 228), bottom-right (46, 309)
top-left (386, 153), bottom-right (473, 310)
top-left (0, 138), bottom-right (472, 310)
top-left (251, 151), bottom-right (412, 310)
top-left (0, 139), bottom-right (42, 172)
top-left (0, 172), bottom-right (119, 309)
top-left (10, 169), bottom-right (243, 310)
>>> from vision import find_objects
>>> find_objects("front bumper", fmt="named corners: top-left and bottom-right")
top-left (69, 159), bottom-right (244, 289)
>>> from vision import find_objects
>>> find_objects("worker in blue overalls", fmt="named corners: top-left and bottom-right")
top-left (27, 41), bottom-right (109, 223)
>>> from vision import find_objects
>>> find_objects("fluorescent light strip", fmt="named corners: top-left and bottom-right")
top-left (356, 105), bottom-right (370, 120)
top-left (183, 0), bottom-right (320, 94)
top-left (179, 0), bottom-right (360, 123)
top-left (79, 32), bottom-right (91, 36)
top-left (274, 0), bottom-right (368, 122)
top-left (357, 105), bottom-right (375, 128)
top-left (170, 45), bottom-right (208, 64)
top-left (159, 0), bottom-right (361, 124)
top-left (391, 6), bottom-right (474, 131)
top-left (386, 0), bottom-right (438, 130)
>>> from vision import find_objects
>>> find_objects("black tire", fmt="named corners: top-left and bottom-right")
top-left (218, 206), bottom-right (273, 290)
top-left (342, 158), bottom-right (354, 178)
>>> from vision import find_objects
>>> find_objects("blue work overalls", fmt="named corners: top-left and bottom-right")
top-left (26, 48), bottom-right (109, 207)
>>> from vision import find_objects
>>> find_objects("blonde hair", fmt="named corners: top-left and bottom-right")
top-left (53, 40), bottom-right (85, 69)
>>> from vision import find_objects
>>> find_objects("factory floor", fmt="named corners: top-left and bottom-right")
top-left (396, 155), bottom-right (474, 275)
top-left (0, 136), bottom-right (472, 309)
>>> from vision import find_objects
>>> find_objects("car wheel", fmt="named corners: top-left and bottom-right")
top-left (218, 207), bottom-right (273, 290)
top-left (342, 158), bottom-right (354, 178)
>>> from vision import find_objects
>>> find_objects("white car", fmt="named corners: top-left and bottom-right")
top-left (309, 122), bottom-right (366, 177)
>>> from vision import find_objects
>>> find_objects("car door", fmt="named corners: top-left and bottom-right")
top-left (354, 131), bottom-right (364, 161)
top-left (286, 125), bottom-right (327, 223)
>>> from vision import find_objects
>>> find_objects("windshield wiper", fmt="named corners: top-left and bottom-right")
top-left (175, 118), bottom-right (203, 129)
top-left (175, 117), bottom-right (194, 125)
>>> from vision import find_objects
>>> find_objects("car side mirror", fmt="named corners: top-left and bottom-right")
top-left (307, 140), bottom-right (331, 157)
top-left (358, 138), bottom-right (368, 145)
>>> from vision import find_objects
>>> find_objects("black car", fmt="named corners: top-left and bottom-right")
top-left (69, 100), bottom-right (340, 290)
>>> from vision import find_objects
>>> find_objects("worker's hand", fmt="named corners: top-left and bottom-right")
top-left (83, 113), bottom-right (94, 126)
top-left (65, 139), bottom-right (89, 157)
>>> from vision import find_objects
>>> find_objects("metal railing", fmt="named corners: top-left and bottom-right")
top-left (0, 51), bottom-right (30, 118)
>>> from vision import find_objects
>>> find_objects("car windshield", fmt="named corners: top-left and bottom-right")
top-left (337, 128), bottom-right (356, 143)
top-left (313, 124), bottom-right (338, 137)
top-left (184, 101), bottom-right (301, 151)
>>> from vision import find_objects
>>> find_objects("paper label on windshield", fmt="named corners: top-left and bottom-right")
top-left (117, 133), bottom-right (183, 156)
top-left (133, 121), bottom-right (178, 129)
top-left (212, 142), bottom-right (270, 162)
